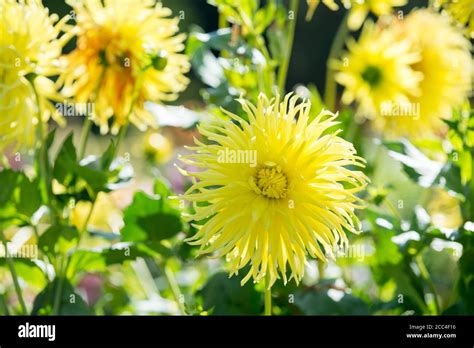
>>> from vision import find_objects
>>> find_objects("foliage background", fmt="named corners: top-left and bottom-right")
top-left (0, 0), bottom-right (472, 316)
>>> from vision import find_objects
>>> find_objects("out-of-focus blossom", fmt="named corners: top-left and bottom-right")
top-left (144, 131), bottom-right (173, 164)
top-left (0, 0), bottom-right (71, 152)
top-left (436, 0), bottom-right (474, 38)
top-left (342, 0), bottom-right (406, 30)
top-left (333, 21), bottom-right (422, 122)
top-left (70, 192), bottom-right (124, 233)
top-left (335, 10), bottom-right (472, 139)
top-left (385, 9), bottom-right (472, 138)
top-left (427, 188), bottom-right (463, 230)
top-left (305, 0), bottom-right (339, 21)
top-left (59, 0), bottom-right (190, 135)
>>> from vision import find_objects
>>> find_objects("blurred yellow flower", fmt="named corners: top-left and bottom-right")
top-left (60, 0), bottom-right (190, 135)
top-left (335, 10), bottom-right (472, 139)
top-left (305, 0), bottom-right (339, 21)
top-left (427, 188), bottom-right (463, 230)
top-left (144, 131), bottom-right (173, 164)
top-left (436, 0), bottom-right (474, 38)
top-left (333, 21), bottom-right (422, 120)
top-left (0, 0), bottom-right (71, 152)
top-left (179, 93), bottom-right (368, 287)
top-left (342, 0), bottom-right (406, 30)
top-left (70, 192), bottom-right (124, 233)
top-left (305, 0), bottom-right (405, 26)
top-left (382, 9), bottom-right (472, 138)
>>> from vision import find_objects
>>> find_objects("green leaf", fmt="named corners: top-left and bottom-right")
top-left (53, 133), bottom-right (77, 185)
top-left (100, 140), bottom-right (116, 170)
top-left (52, 133), bottom-right (126, 198)
top-left (45, 128), bottom-right (57, 149)
top-left (17, 175), bottom-right (42, 216)
top-left (67, 249), bottom-right (107, 277)
top-left (0, 170), bottom-right (41, 219)
top-left (371, 261), bottom-right (428, 313)
top-left (294, 287), bottom-right (370, 315)
top-left (0, 170), bottom-right (20, 205)
top-left (433, 162), bottom-right (464, 194)
top-left (458, 244), bottom-right (474, 312)
top-left (31, 278), bottom-right (92, 315)
top-left (374, 229), bottom-right (403, 265)
top-left (267, 24), bottom-right (286, 62)
top-left (74, 161), bottom-right (109, 193)
top-left (200, 272), bottom-right (261, 315)
top-left (121, 187), bottom-right (182, 243)
top-left (101, 243), bottom-right (157, 265)
top-left (67, 243), bottom-right (159, 277)
top-left (186, 27), bottom-right (231, 88)
top-left (0, 259), bottom-right (47, 290)
top-left (459, 150), bottom-right (472, 185)
top-left (254, 1), bottom-right (277, 34)
top-left (39, 225), bottom-right (78, 257)
top-left (383, 139), bottom-right (443, 187)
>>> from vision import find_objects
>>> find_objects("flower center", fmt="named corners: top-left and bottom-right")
top-left (361, 65), bottom-right (383, 87)
top-left (250, 162), bottom-right (288, 199)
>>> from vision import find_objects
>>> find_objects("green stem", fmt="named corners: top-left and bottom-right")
top-left (264, 273), bottom-right (272, 316)
top-left (324, 12), bottom-right (349, 111)
top-left (469, 149), bottom-right (474, 221)
top-left (385, 199), bottom-right (402, 220)
top-left (0, 231), bottom-right (27, 314)
top-left (318, 260), bottom-right (325, 280)
top-left (30, 81), bottom-right (57, 225)
top-left (277, 0), bottom-right (299, 94)
top-left (52, 255), bottom-right (65, 315)
top-left (415, 254), bottom-right (440, 315)
top-left (78, 117), bottom-right (92, 159)
top-left (254, 37), bottom-right (274, 96)
top-left (112, 122), bottom-right (129, 159)
top-left (0, 292), bottom-right (10, 315)
top-left (162, 261), bottom-right (186, 315)
top-left (53, 200), bottom-right (97, 315)
top-left (218, 11), bottom-right (227, 29)
top-left (32, 225), bottom-right (53, 283)
top-left (77, 68), bottom-right (105, 159)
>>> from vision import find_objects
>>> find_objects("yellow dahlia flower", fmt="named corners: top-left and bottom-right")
top-left (70, 192), bottom-right (124, 233)
top-left (335, 10), bottom-right (472, 139)
top-left (144, 131), bottom-right (173, 164)
top-left (305, 0), bottom-right (339, 21)
top-left (60, 0), bottom-right (190, 135)
top-left (436, 0), bottom-right (474, 38)
top-left (0, 0), bottom-right (71, 151)
top-left (426, 188), bottom-right (463, 230)
top-left (179, 93), bottom-right (368, 287)
top-left (333, 21), bottom-right (422, 120)
top-left (342, 0), bottom-right (407, 30)
top-left (374, 9), bottom-right (472, 138)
